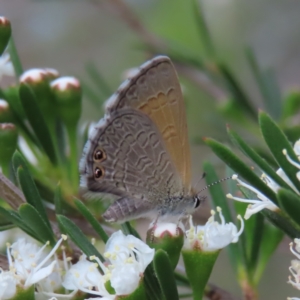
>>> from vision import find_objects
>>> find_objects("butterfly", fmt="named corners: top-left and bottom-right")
top-left (79, 56), bottom-right (203, 223)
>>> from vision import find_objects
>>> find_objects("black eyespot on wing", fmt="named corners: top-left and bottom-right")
top-left (94, 166), bottom-right (105, 179)
top-left (94, 148), bottom-right (106, 162)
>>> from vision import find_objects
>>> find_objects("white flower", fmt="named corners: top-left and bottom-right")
top-left (104, 230), bottom-right (154, 272)
top-left (0, 270), bottom-right (19, 300)
top-left (104, 230), bottom-right (154, 295)
top-left (0, 53), bottom-right (14, 81)
top-left (7, 235), bottom-right (66, 288)
top-left (62, 254), bottom-right (110, 298)
top-left (227, 174), bottom-right (279, 219)
top-left (184, 207), bottom-right (244, 251)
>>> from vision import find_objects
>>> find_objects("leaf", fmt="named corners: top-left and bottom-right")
top-left (253, 223), bottom-right (283, 284)
top-left (204, 138), bottom-right (278, 205)
top-left (19, 84), bottom-right (57, 165)
top-left (277, 188), bottom-right (300, 227)
top-left (0, 206), bottom-right (38, 239)
top-left (12, 151), bottom-right (52, 232)
top-left (248, 213), bottom-right (264, 274)
top-left (74, 199), bottom-right (109, 243)
top-left (228, 127), bottom-right (293, 192)
top-left (261, 208), bottom-right (300, 239)
top-left (54, 183), bottom-right (62, 214)
top-left (246, 47), bottom-right (281, 120)
top-left (259, 112), bottom-right (300, 192)
top-left (85, 61), bottom-right (112, 98)
top-left (218, 64), bottom-right (257, 120)
top-left (121, 222), bottom-right (141, 239)
top-left (57, 215), bottom-right (104, 262)
top-left (8, 37), bottom-right (23, 77)
top-left (153, 250), bottom-right (179, 300)
top-left (282, 91), bottom-right (300, 119)
top-left (18, 203), bottom-right (56, 245)
top-left (174, 272), bottom-right (190, 287)
top-left (0, 172), bottom-right (25, 210)
top-left (191, 0), bottom-right (215, 59)
top-left (0, 222), bottom-right (15, 231)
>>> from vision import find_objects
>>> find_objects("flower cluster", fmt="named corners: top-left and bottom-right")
top-left (227, 139), bottom-right (300, 219)
top-left (0, 231), bottom-right (154, 300)
top-left (63, 230), bottom-right (154, 299)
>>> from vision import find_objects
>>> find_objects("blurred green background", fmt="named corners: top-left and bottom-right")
top-left (2, 0), bottom-right (300, 299)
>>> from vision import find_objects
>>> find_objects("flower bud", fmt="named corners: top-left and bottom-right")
top-left (146, 222), bottom-right (184, 269)
top-left (50, 76), bottom-right (82, 127)
top-left (20, 68), bottom-right (58, 125)
top-left (0, 17), bottom-right (11, 55)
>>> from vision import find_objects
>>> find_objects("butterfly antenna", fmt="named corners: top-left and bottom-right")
top-left (194, 172), bottom-right (207, 188)
top-left (197, 176), bottom-right (232, 194)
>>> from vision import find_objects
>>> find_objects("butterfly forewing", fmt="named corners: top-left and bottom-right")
top-left (105, 56), bottom-right (191, 192)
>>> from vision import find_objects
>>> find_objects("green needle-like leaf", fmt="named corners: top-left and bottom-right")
top-left (57, 215), bottom-right (104, 262)
top-left (204, 138), bottom-right (278, 205)
top-left (19, 84), bottom-right (57, 165)
top-left (18, 203), bottom-right (56, 245)
top-left (259, 112), bottom-right (300, 192)
top-left (153, 250), bottom-right (179, 300)
top-left (191, 0), bottom-right (215, 59)
top-left (8, 37), bottom-right (23, 77)
top-left (246, 48), bottom-right (281, 120)
top-left (54, 183), bottom-right (62, 214)
top-left (277, 188), bottom-right (300, 227)
top-left (261, 208), bottom-right (300, 239)
top-left (0, 223), bottom-right (15, 231)
top-left (218, 64), bottom-right (257, 120)
top-left (228, 127), bottom-right (293, 192)
top-left (0, 172), bottom-right (25, 210)
top-left (12, 151), bottom-right (52, 232)
top-left (85, 62), bottom-right (112, 98)
top-left (248, 213), bottom-right (264, 275)
top-left (253, 223), bottom-right (283, 284)
top-left (74, 199), bottom-right (109, 243)
top-left (121, 221), bottom-right (141, 239)
top-left (0, 206), bottom-right (38, 240)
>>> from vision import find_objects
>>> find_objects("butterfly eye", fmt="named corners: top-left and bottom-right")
top-left (94, 167), bottom-right (105, 179)
top-left (194, 196), bottom-right (201, 208)
top-left (94, 148), bottom-right (106, 162)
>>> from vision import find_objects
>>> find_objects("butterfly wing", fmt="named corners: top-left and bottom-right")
top-left (80, 109), bottom-right (182, 221)
top-left (105, 56), bottom-right (191, 192)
